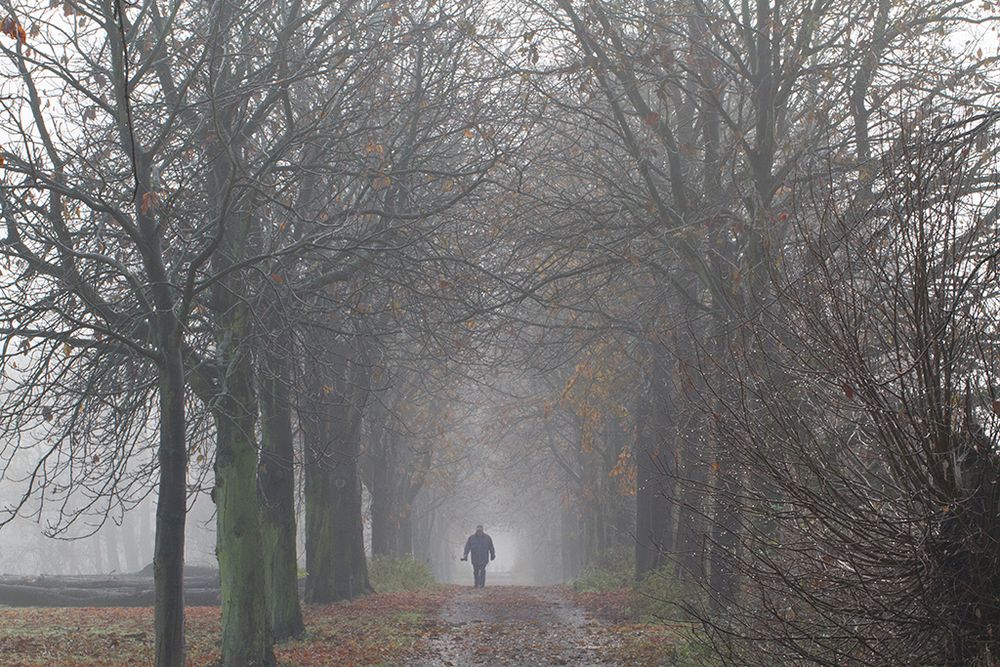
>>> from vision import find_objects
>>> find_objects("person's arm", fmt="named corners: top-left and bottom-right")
top-left (462, 536), bottom-right (472, 560)
top-left (488, 536), bottom-right (495, 561)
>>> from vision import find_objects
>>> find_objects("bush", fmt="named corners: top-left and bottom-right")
top-left (573, 546), bottom-right (634, 593)
top-left (369, 555), bottom-right (435, 592)
top-left (634, 565), bottom-right (707, 624)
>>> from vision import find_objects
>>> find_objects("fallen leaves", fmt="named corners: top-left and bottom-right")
top-left (0, 589), bottom-right (448, 666)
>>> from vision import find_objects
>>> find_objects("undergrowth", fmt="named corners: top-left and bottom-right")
top-left (369, 555), bottom-right (435, 592)
top-left (572, 547), bottom-right (718, 666)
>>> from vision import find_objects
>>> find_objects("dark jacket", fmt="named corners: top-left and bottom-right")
top-left (463, 532), bottom-right (495, 566)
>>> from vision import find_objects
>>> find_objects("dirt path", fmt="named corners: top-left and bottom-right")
top-left (415, 586), bottom-right (617, 666)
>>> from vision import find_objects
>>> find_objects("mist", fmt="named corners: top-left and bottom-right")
top-left (0, 0), bottom-right (997, 665)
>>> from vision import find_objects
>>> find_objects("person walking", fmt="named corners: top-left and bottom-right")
top-left (461, 525), bottom-right (495, 588)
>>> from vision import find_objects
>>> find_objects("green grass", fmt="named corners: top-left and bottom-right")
top-left (369, 555), bottom-right (436, 592)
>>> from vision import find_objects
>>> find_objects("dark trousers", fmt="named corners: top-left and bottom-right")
top-left (472, 562), bottom-right (487, 588)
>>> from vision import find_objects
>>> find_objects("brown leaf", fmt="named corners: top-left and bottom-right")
top-left (842, 382), bottom-right (855, 400)
top-left (140, 191), bottom-right (159, 214)
top-left (643, 111), bottom-right (660, 127)
top-left (1, 17), bottom-right (25, 43)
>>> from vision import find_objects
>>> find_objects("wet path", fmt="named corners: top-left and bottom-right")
top-left (414, 586), bottom-right (615, 666)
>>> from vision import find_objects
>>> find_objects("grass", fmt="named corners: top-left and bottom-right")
top-left (0, 588), bottom-right (448, 666)
top-left (368, 556), bottom-right (435, 592)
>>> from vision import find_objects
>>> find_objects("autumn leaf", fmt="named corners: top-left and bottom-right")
top-left (463, 128), bottom-right (475, 139)
top-left (992, 399), bottom-right (1000, 416)
top-left (270, 273), bottom-right (284, 284)
top-left (842, 382), bottom-right (855, 400)
top-left (643, 111), bottom-right (660, 127)
top-left (140, 191), bottom-right (159, 215)
top-left (1, 17), bottom-right (26, 44)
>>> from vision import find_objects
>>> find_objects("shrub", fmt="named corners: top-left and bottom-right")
top-left (369, 555), bottom-right (435, 592)
top-left (573, 545), bottom-right (634, 593)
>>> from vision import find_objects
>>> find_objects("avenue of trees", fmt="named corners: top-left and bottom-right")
top-left (0, 0), bottom-right (997, 665)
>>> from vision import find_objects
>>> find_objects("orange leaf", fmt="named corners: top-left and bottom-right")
top-left (270, 273), bottom-right (285, 284)
top-left (140, 191), bottom-right (159, 214)
top-left (1, 17), bottom-right (25, 43)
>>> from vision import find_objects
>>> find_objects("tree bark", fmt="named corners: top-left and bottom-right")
top-left (258, 344), bottom-right (305, 640)
top-left (213, 366), bottom-right (275, 666)
top-left (302, 408), bottom-right (337, 602)
top-left (152, 340), bottom-right (187, 667)
top-left (635, 356), bottom-right (674, 578)
top-left (144, 208), bottom-right (188, 667)
top-left (369, 446), bottom-right (395, 557)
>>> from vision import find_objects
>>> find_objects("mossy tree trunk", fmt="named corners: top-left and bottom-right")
top-left (208, 141), bottom-right (274, 664)
top-left (258, 341), bottom-right (305, 639)
top-left (212, 338), bottom-right (275, 666)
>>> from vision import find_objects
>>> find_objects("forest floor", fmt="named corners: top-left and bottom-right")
top-left (0, 585), bottom-right (686, 666)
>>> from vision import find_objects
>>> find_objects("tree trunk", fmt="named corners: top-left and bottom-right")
top-left (636, 357), bottom-right (674, 578)
top-left (258, 344), bottom-right (305, 640)
top-left (369, 451), bottom-right (395, 557)
top-left (213, 339), bottom-right (275, 666)
top-left (301, 344), bottom-right (372, 601)
top-left (153, 337), bottom-right (187, 667)
top-left (396, 511), bottom-right (413, 557)
top-left (331, 437), bottom-right (372, 598)
top-left (303, 413), bottom-right (337, 602)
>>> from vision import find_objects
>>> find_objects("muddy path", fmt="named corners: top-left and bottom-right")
top-left (414, 586), bottom-right (618, 666)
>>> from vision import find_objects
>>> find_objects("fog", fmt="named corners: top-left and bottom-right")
top-left (0, 0), bottom-right (997, 665)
